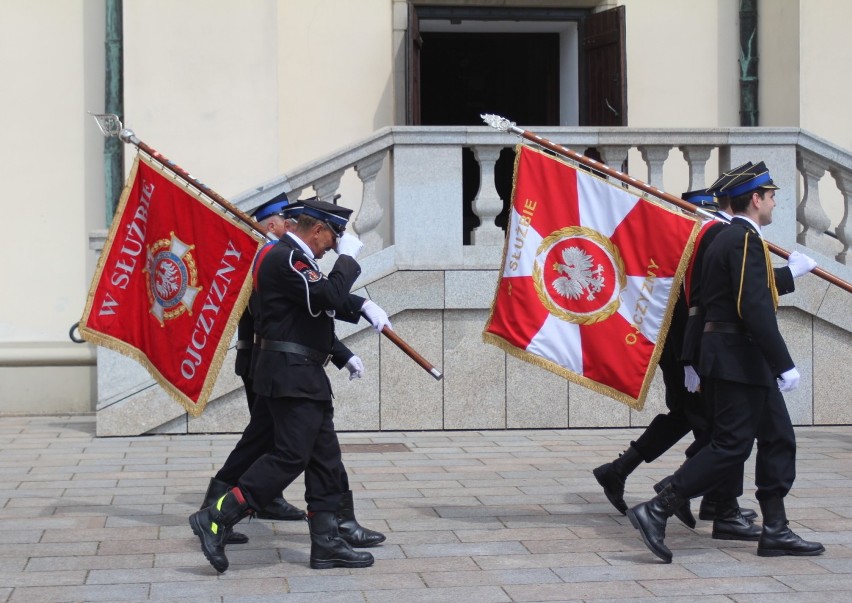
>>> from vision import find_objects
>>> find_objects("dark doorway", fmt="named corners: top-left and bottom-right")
top-left (420, 33), bottom-right (560, 126)
top-left (420, 32), bottom-right (560, 242)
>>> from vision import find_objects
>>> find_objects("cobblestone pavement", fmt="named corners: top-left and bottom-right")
top-left (1, 415), bottom-right (851, 602)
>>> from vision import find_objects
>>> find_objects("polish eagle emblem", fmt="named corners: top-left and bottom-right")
top-left (551, 247), bottom-right (606, 301)
top-left (145, 233), bottom-right (202, 325)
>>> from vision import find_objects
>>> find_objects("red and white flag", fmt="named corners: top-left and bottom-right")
top-left (80, 154), bottom-right (263, 416)
top-left (484, 146), bottom-right (699, 409)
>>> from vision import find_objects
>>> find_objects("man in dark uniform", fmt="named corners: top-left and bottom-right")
top-left (627, 162), bottom-right (824, 563)
top-left (190, 198), bottom-right (390, 573)
top-left (595, 170), bottom-right (817, 540)
top-left (678, 170), bottom-right (815, 539)
top-left (198, 196), bottom-right (305, 548)
top-left (592, 189), bottom-right (715, 528)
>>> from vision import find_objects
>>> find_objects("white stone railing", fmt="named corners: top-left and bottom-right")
top-left (231, 126), bottom-right (851, 275)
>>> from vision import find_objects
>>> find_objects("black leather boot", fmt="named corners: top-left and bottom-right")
top-left (337, 490), bottom-right (386, 547)
top-left (699, 497), bottom-right (757, 522)
top-left (189, 487), bottom-right (252, 573)
top-left (308, 511), bottom-right (374, 569)
top-left (627, 483), bottom-right (685, 563)
top-left (654, 475), bottom-right (696, 529)
top-left (256, 496), bottom-right (306, 521)
top-left (757, 497), bottom-right (824, 557)
top-left (200, 478), bottom-right (249, 545)
top-left (711, 499), bottom-right (761, 541)
top-left (593, 445), bottom-right (643, 514)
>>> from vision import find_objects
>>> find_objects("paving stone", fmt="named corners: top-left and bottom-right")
top-left (287, 571), bottom-right (423, 592)
top-left (226, 593), bottom-right (364, 603)
top-left (421, 567), bottom-right (562, 587)
top-left (26, 554), bottom-right (154, 572)
top-left (644, 576), bottom-right (792, 597)
top-left (8, 584), bottom-right (151, 602)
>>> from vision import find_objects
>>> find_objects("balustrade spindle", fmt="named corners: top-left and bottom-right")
top-left (680, 145), bottom-right (713, 191)
top-left (829, 165), bottom-right (852, 265)
top-left (796, 151), bottom-right (832, 248)
top-left (353, 151), bottom-right (388, 256)
top-left (638, 145), bottom-right (671, 189)
top-left (470, 145), bottom-right (505, 245)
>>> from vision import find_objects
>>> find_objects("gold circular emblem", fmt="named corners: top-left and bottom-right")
top-left (144, 233), bottom-right (201, 325)
top-left (532, 226), bottom-right (626, 325)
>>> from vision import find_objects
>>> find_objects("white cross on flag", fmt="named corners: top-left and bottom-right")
top-left (484, 146), bottom-right (699, 409)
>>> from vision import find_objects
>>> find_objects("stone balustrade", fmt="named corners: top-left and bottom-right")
top-left (90, 127), bottom-right (852, 436)
top-left (227, 127), bottom-right (850, 270)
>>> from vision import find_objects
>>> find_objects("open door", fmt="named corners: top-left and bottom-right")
top-left (407, 3), bottom-right (422, 125)
top-left (580, 6), bottom-right (627, 126)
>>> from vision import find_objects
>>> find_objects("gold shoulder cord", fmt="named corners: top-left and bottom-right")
top-left (737, 231), bottom-right (779, 317)
top-left (762, 238), bottom-right (779, 311)
top-left (736, 232), bottom-right (749, 318)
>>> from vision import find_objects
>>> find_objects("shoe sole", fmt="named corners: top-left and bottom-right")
top-left (757, 546), bottom-right (826, 557)
top-left (226, 533), bottom-right (249, 545)
top-left (593, 467), bottom-right (627, 515)
top-left (345, 536), bottom-right (387, 548)
top-left (256, 513), bottom-right (306, 521)
top-left (712, 531), bottom-right (760, 541)
top-left (310, 557), bottom-right (375, 569)
top-left (188, 514), bottom-right (229, 573)
top-left (626, 508), bottom-right (673, 564)
top-left (700, 510), bottom-right (759, 521)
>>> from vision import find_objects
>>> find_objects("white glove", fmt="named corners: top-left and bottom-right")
top-left (684, 365), bottom-right (700, 393)
top-left (345, 355), bottom-right (364, 380)
top-left (361, 299), bottom-right (392, 333)
top-left (335, 232), bottom-right (363, 259)
top-left (787, 251), bottom-right (817, 279)
top-left (777, 367), bottom-right (800, 392)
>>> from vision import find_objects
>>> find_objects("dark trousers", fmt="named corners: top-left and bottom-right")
top-left (631, 344), bottom-right (706, 463)
top-left (242, 376), bottom-right (256, 412)
top-left (237, 395), bottom-right (343, 513)
top-left (215, 384), bottom-right (351, 496)
top-left (641, 348), bottom-right (751, 502)
top-left (671, 377), bottom-right (796, 501)
top-left (214, 379), bottom-right (274, 486)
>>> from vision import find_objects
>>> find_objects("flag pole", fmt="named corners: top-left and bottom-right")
top-left (89, 113), bottom-right (444, 379)
top-left (380, 326), bottom-right (443, 380)
top-left (482, 113), bottom-right (852, 295)
top-left (90, 113), bottom-right (265, 240)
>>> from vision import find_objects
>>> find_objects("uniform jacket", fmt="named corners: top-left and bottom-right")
top-left (234, 307), bottom-right (254, 379)
top-left (697, 217), bottom-right (795, 386)
top-left (252, 235), bottom-right (365, 400)
top-left (681, 219), bottom-right (794, 367)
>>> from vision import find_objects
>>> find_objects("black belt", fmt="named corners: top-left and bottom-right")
top-left (704, 322), bottom-right (747, 334)
top-left (236, 339), bottom-right (252, 350)
top-left (260, 339), bottom-right (331, 366)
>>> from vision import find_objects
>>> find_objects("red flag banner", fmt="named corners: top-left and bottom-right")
top-left (483, 146), bottom-right (700, 410)
top-left (80, 154), bottom-right (263, 416)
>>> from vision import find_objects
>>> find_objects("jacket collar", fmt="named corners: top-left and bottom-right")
top-left (731, 215), bottom-right (762, 237)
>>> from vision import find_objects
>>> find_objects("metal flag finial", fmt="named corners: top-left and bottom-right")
top-left (481, 113), bottom-right (518, 133)
top-left (89, 112), bottom-right (123, 137)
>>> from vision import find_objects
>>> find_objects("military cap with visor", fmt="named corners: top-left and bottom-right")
top-left (715, 161), bottom-right (779, 198)
top-left (298, 196), bottom-right (353, 237)
top-left (681, 188), bottom-right (719, 211)
top-left (251, 191), bottom-right (303, 222)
